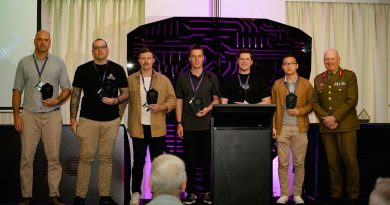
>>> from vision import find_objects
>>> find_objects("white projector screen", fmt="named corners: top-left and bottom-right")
top-left (0, 0), bottom-right (37, 109)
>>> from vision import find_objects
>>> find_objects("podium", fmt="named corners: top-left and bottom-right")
top-left (211, 104), bottom-right (275, 205)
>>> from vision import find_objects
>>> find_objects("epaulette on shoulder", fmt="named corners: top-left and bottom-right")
top-left (320, 71), bottom-right (327, 79)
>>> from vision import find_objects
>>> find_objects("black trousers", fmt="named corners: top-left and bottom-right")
top-left (131, 125), bottom-right (165, 193)
top-left (183, 129), bottom-right (211, 193)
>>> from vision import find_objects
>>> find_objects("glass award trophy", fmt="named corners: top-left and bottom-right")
top-left (41, 83), bottom-right (53, 100)
top-left (190, 97), bottom-right (205, 113)
top-left (98, 81), bottom-right (116, 98)
top-left (358, 108), bottom-right (370, 123)
top-left (147, 88), bottom-right (158, 105)
top-left (285, 93), bottom-right (297, 109)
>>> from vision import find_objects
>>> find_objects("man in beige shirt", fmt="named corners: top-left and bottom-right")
top-left (272, 55), bottom-right (313, 204)
top-left (126, 47), bottom-right (176, 205)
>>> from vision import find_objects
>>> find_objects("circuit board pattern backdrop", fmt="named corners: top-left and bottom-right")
top-left (127, 17), bottom-right (311, 83)
top-left (127, 17), bottom-right (312, 154)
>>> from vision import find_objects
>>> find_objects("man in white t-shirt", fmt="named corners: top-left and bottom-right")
top-left (125, 47), bottom-right (176, 205)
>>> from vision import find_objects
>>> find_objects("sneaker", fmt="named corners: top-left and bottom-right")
top-left (276, 196), bottom-right (289, 204)
top-left (99, 196), bottom-right (119, 205)
top-left (130, 192), bottom-right (140, 205)
top-left (203, 192), bottom-right (212, 204)
top-left (72, 196), bottom-right (86, 205)
top-left (18, 197), bottom-right (31, 205)
top-left (294, 196), bottom-right (305, 204)
top-left (183, 193), bottom-right (197, 205)
top-left (49, 196), bottom-right (65, 205)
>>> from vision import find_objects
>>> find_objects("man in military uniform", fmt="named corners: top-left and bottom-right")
top-left (312, 48), bottom-right (360, 205)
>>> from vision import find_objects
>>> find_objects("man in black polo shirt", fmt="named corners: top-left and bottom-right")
top-left (175, 44), bottom-right (220, 205)
top-left (221, 48), bottom-right (271, 104)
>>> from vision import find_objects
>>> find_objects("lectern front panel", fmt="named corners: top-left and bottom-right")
top-left (212, 128), bottom-right (272, 205)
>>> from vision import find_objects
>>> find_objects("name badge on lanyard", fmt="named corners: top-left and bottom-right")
top-left (189, 72), bottom-right (205, 113)
top-left (284, 77), bottom-right (299, 109)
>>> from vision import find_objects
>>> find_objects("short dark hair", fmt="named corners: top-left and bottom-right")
top-left (138, 47), bottom-right (154, 58)
top-left (282, 54), bottom-right (298, 63)
top-left (92, 38), bottom-right (108, 48)
top-left (238, 48), bottom-right (253, 59)
top-left (189, 44), bottom-right (204, 55)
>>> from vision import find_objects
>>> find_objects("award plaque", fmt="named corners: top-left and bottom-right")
top-left (147, 88), bottom-right (158, 105)
top-left (285, 93), bottom-right (297, 109)
top-left (358, 108), bottom-right (370, 123)
top-left (41, 83), bottom-right (53, 100)
top-left (98, 81), bottom-right (116, 98)
top-left (190, 97), bottom-right (205, 113)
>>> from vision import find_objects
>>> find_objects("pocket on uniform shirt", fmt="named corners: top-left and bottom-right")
top-left (316, 88), bottom-right (325, 95)
top-left (332, 86), bottom-right (346, 93)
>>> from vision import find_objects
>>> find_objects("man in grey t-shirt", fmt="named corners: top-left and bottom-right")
top-left (12, 30), bottom-right (71, 205)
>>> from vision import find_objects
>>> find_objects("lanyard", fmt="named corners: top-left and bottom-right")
top-left (284, 76), bottom-right (299, 94)
top-left (238, 73), bottom-right (250, 90)
top-left (93, 61), bottom-right (108, 88)
top-left (33, 54), bottom-right (49, 79)
top-left (140, 70), bottom-right (154, 92)
top-left (189, 71), bottom-right (205, 96)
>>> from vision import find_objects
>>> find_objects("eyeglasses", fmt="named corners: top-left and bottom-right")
top-left (93, 45), bottom-right (107, 50)
top-left (282, 62), bottom-right (297, 66)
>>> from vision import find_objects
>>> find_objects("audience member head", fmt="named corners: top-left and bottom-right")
top-left (369, 177), bottom-right (390, 205)
top-left (150, 154), bottom-right (187, 197)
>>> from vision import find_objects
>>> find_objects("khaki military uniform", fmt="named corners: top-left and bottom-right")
top-left (312, 67), bottom-right (360, 199)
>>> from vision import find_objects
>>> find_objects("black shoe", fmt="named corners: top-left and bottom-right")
top-left (49, 196), bottom-right (65, 205)
top-left (18, 197), bottom-right (31, 205)
top-left (349, 199), bottom-right (359, 205)
top-left (203, 192), bottom-right (212, 204)
top-left (330, 198), bottom-right (342, 205)
top-left (99, 196), bottom-right (119, 205)
top-left (183, 193), bottom-right (197, 205)
top-left (72, 196), bottom-right (86, 205)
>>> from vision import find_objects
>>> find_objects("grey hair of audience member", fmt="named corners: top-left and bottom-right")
top-left (369, 177), bottom-right (390, 205)
top-left (150, 154), bottom-right (187, 197)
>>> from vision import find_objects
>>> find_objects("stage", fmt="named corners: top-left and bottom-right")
top-left (0, 123), bottom-right (389, 205)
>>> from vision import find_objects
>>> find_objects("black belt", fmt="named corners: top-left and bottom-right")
top-left (36, 107), bottom-right (60, 113)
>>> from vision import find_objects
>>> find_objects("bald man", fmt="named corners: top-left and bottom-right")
top-left (12, 30), bottom-right (71, 205)
top-left (312, 48), bottom-right (360, 205)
